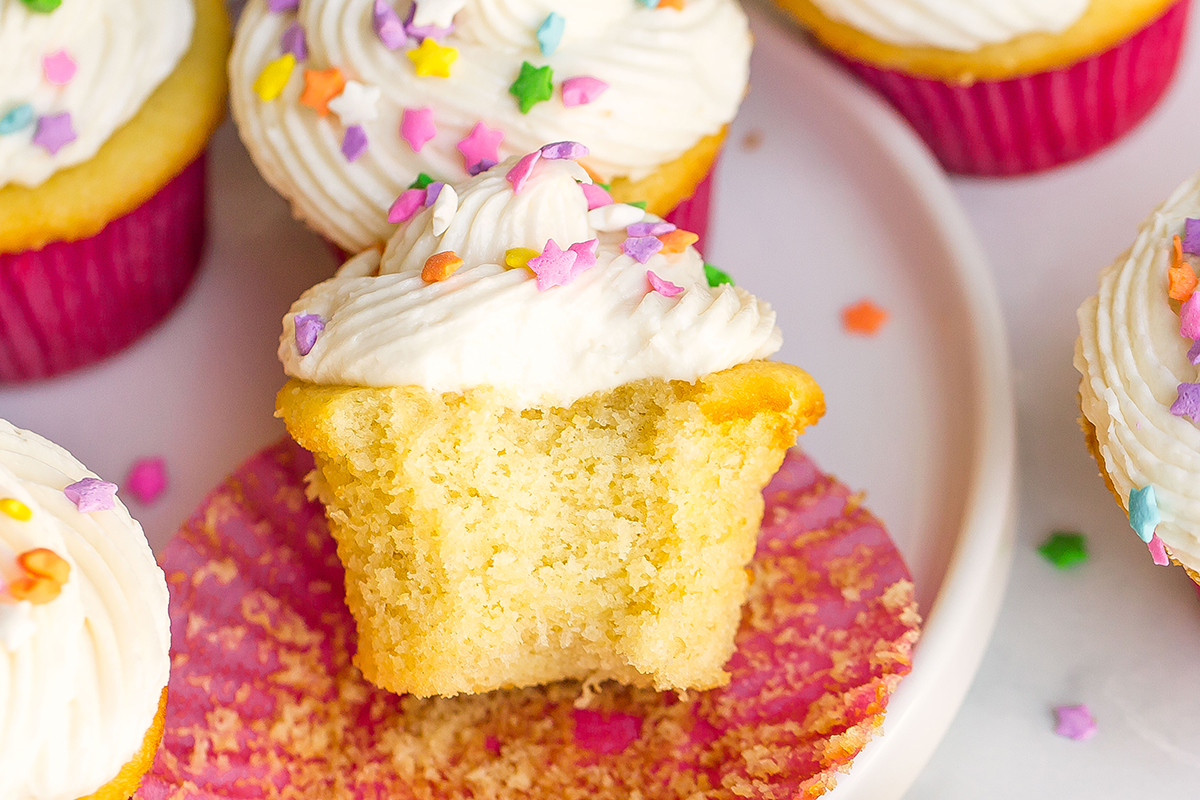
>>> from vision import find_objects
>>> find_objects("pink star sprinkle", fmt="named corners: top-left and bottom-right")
top-left (540, 141), bottom-right (588, 160)
top-left (373, 0), bottom-right (407, 49)
top-left (42, 49), bottom-right (77, 85)
top-left (568, 239), bottom-right (598, 274)
top-left (125, 458), bottom-right (168, 505)
top-left (581, 182), bottom-right (612, 210)
top-left (457, 121), bottom-right (504, 173)
top-left (268, 0), bottom-right (299, 11)
top-left (63, 478), bottom-right (118, 513)
top-left (527, 239), bottom-right (579, 291)
top-left (1053, 704), bottom-right (1097, 741)
top-left (1182, 292), bottom-right (1200, 340)
top-left (388, 188), bottom-right (427, 223)
top-left (32, 112), bottom-right (75, 154)
top-left (401, 106), bottom-right (436, 152)
top-left (561, 76), bottom-right (609, 107)
top-left (506, 150), bottom-right (541, 194)
top-left (623, 235), bottom-right (663, 264)
top-left (573, 709), bottom-right (641, 754)
top-left (647, 270), bottom-right (683, 297)
top-left (1148, 534), bottom-right (1170, 566)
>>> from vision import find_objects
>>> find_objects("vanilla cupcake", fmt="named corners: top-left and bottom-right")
top-left (276, 145), bottom-right (823, 697)
top-left (0, 419), bottom-right (171, 799)
top-left (775, 0), bottom-right (1188, 175)
top-left (229, 0), bottom-right (750, 253)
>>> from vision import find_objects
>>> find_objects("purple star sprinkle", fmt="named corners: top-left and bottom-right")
top-left (425, 181), bottom-right (445, 206)
top-left (342, 124), bottom-right (369, 162)
top-left (1189, 340), bottom-right (1200, 365)
top-left (627, 221), bottom-right (675, 238)
top-left (268, 0), bottom-right (299, 11)
top-left (623, 236), bottom-right (663, 264)
top-left (281, 21), bottom-right (307, 60)
top-left (403, 4), bottom-right (455, 42)
top-left (528, 239), bottom-right (579, 291)
top-left (1170, 382), bottom-right (1200, 420)
top-left (1185, 218), bottom-right (1200, 256)
top-left (63, 477), bottom-right (118, 513)
top-left (539, 141), bottom-right (588, 160)
top-left (373, 0), bottom-right (407, 49)
top-left (1053, 704), bottom-right (1097, 741)
top-left (32, 112), bottom-right (75, 155)
top-left (467, 158), bottom-right (496, 176)
top-left (295, 313), bottom-right (325, 356)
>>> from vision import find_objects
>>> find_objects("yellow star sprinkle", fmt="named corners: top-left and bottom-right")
top-left (504, 248), bottom-right (540, 270)
top-left (0, 497), bottom-right (31, 521)
top-left (254, 53), bottom-right (297, 101)
top-left (407, 39), bottom-right (458, 78)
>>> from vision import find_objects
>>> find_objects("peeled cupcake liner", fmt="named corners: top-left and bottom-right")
top-left (664, 168), bottom-right (714, 255)
top-left (831, 0), bottom-right (1190, 176)
top-left (0, 154), bottom-right (208, 382)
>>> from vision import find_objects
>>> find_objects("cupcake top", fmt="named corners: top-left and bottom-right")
top-left (231, 0), bottom-right (751, 251)
top-left (0, 0), bottom-right (195, 189)
top-left (280, 144), bottom-right (781, 407)
top-left (0, 419), bottom-right (170, 800)
top-left (805, 0), bottom-right (1089, 50)
top-left (1076, 172), bottom-right (1200, 574)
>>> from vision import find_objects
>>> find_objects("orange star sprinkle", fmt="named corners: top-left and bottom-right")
top-left (300, 68), bottom-right (346, 117)
top-left (659, 0), bottom-right (686, 8)
top-left (842, 299), bottom-right (889, 336)
top-left (9, 548), bottom-right (70, 605)
top-left (658, 229), bottom-right (699, 254)
top-left (1170, 234), bottom-right (1198, 303)
top-left (423, 251), bottom-right (464, 282)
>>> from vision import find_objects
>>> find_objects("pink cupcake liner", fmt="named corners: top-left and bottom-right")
top-left (665, 168), bottom-right (714, 255)
top-left (140, 439), bottom-right (920, 799)
top-left (0, 154), bottom-right (208, 382)
top-left (835, 0), bottom-right (1190, 176)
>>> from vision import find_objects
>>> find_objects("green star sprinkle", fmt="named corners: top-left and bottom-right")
top-left (629, 201), bottom-right (648, 210)
top-left (704, 263), bottom-right (735, 287)
top-left (509, 61), bottom-right (554, 114)
top-left (20, 0), bottom-right (62, 11)
top-left (1039, 531), bottom-right (1089, 570)
top-left (408, 172), bottom-right (435, 190)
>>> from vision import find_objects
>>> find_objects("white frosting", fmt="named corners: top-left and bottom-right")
top-left (281, 156), bottom-right (781, 407)
top-left (1076, 172), bottom-right (1200, 574)
top-left (0, 0), bottom-right (195, 189)
top-left (807, 0), bottom-right (1089, 50)
top-left (0, 420), bottom-right (170, 800)
top-left (230, 0), bottom-right (751, 251)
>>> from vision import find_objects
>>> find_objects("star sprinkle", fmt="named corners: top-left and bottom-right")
top-left (32, 112), bottom-right (75, 155)
top-left (281, 22), bottom-right (307, 60)
top-left (528, 240), bottom-right (579, 291)
top-left (294, 313), bottom-right (325, 355)
top-left (1189, 340), bottom-right (1200, 366)
top-left (125, 458), bottom-right (168, 505)
top-left (400, 107), bottom-right (436, 152)
top-left (588, 203), bottom-right (644, 231)
top-left (704, 263), bottom-right (734, 287)
top-left (328, 81), bottom-right (381, 126)
top-left (1128, 485), bottom-right (1160, 543)
top-left (1185, 218), bottom-right (1200, 255)
top-left (1169, 234), bottom-right (1197, 303)
top-left (300, 68), bottom-right (346, 116)
top-left (1038, 531), bottom-right (1088, 569)
top-left (561, 76), bottom-right (608, 107)
top-left (1053, 705), bottom-right (1097, 741)
top-left (568, 239), bottom-right (598, 273)
top-left (468, 159), bottom-right (496, 176)
top-left (408, 39), bottom-right (458, 78)
top-left (457, 122), bottom-right (504, 173)
top-left (1182, 292), bottom-right (1200, 339)
top-left (0, 498), bottom-right (31, 521)
top-left (628, 221), bottom-right (675, 238)
top-left (411, 0), bottom-right (466, 29)
top-left (842, 299), bottom-right (888, 336)
top-left (10, 549), bottom-right (69, 605)
top-left (1171, 382), bottom-right (1200, 420)
top-left (422, 251), bottom-right (464, 282)
top-left (1148, 534), bottom-right (1170, 566)
top-left (409, 172), bottom-right (435, 189)
top-left (63, 478), bottom-right (118, 513)
top-left (254, 53), bottom-right (296, 101)
top-left (581, 183), bottom-right (613, 210)
top-left (509, 61), bottom-right (554, 114)
top-left (623, 236), bottom-right (663, 264)
top-left (19, 0), bottom-right (61, 11)
top-left (506, 150), bottom-right (541, 193)
top-left (342, 125), bottom-right (369, 161)
top-left (0, 104), bottom-right (34, 135)
top-left (537, 13), bottom-right (565, 56)
top-left (42, 49), bottom-right (76, 85)
top-left (659, 229), bottom-right (699, 254)
top-left (404, 3), bottom-right (456, 42)
top-left (505, 248), bottom-right (539, 270)
top-left (647, 270), bottom-right (682, 297)
top-left (388, 188), bottom-right (427, 223)
top-left (637, 0), bottom-right (660, 7)
top-left (267, 0), bottom-right (299, 10)
top-left (425, 181), bottom-right (445, 205)
top-left (373, 0), bottom-right (407, 50)
top-left (659, 0), bottom-right (686, 8)
top-left (431, 183), bottom-right (458, 235)
top-left (540, 141), bottom-right (588, 160)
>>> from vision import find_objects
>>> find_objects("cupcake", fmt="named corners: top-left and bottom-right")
top-left (0, 0), bottom-right (230, 382)
top-left (0, 418), bottom-right (171, 799)
top-left (774, 0), bottom-right (1189, 175)
top-left (229, 0), bottom-right (751, 254)
top-left (275, 146), bottom-right (824, 697)
top-left (1076, 171), bottom-right (1200, 579)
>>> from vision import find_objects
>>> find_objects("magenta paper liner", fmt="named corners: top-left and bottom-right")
top-left (837, 0), bottom-right (1190, 176)
top-left (664, 168), bottom-right (714, 255)
top-left (0, 154), bottom-right (208, 382)
top-left (140, 440), bottom-right (920, 800)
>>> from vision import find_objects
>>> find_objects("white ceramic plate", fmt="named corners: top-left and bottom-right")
top-left (0, 8), bottom-right (1015, 797)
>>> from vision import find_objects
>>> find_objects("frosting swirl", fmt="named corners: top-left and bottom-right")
top-left (0, 419), bottom-right (170, 800)
top-left (1076, 172), bottom-right (1200, 573)
top-left (807, 0), bottom-right (1089, 50)
top-left (0, 0), bottom-right (195, 189)
top-left (280, 154), bottom-right (781, 407)
top-left (230, 0), bottom-right (751, 251)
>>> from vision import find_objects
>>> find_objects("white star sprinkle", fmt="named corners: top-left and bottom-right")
top-left (328, 81), bottom-right (382, 127)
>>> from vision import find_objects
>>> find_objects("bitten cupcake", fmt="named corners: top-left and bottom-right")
top-left (229, 0), bottom-right (750, 254)
top-left (1076, 171), bottom-right (1200, 580)
top-left (774, 0), bottom-right (1189, 175)
top-left (0, 0), bottom-right (229, 382)
top-left (276, 145), bottom-right (824, 697)
top-left (0, 419), bottom-right (171, 799)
